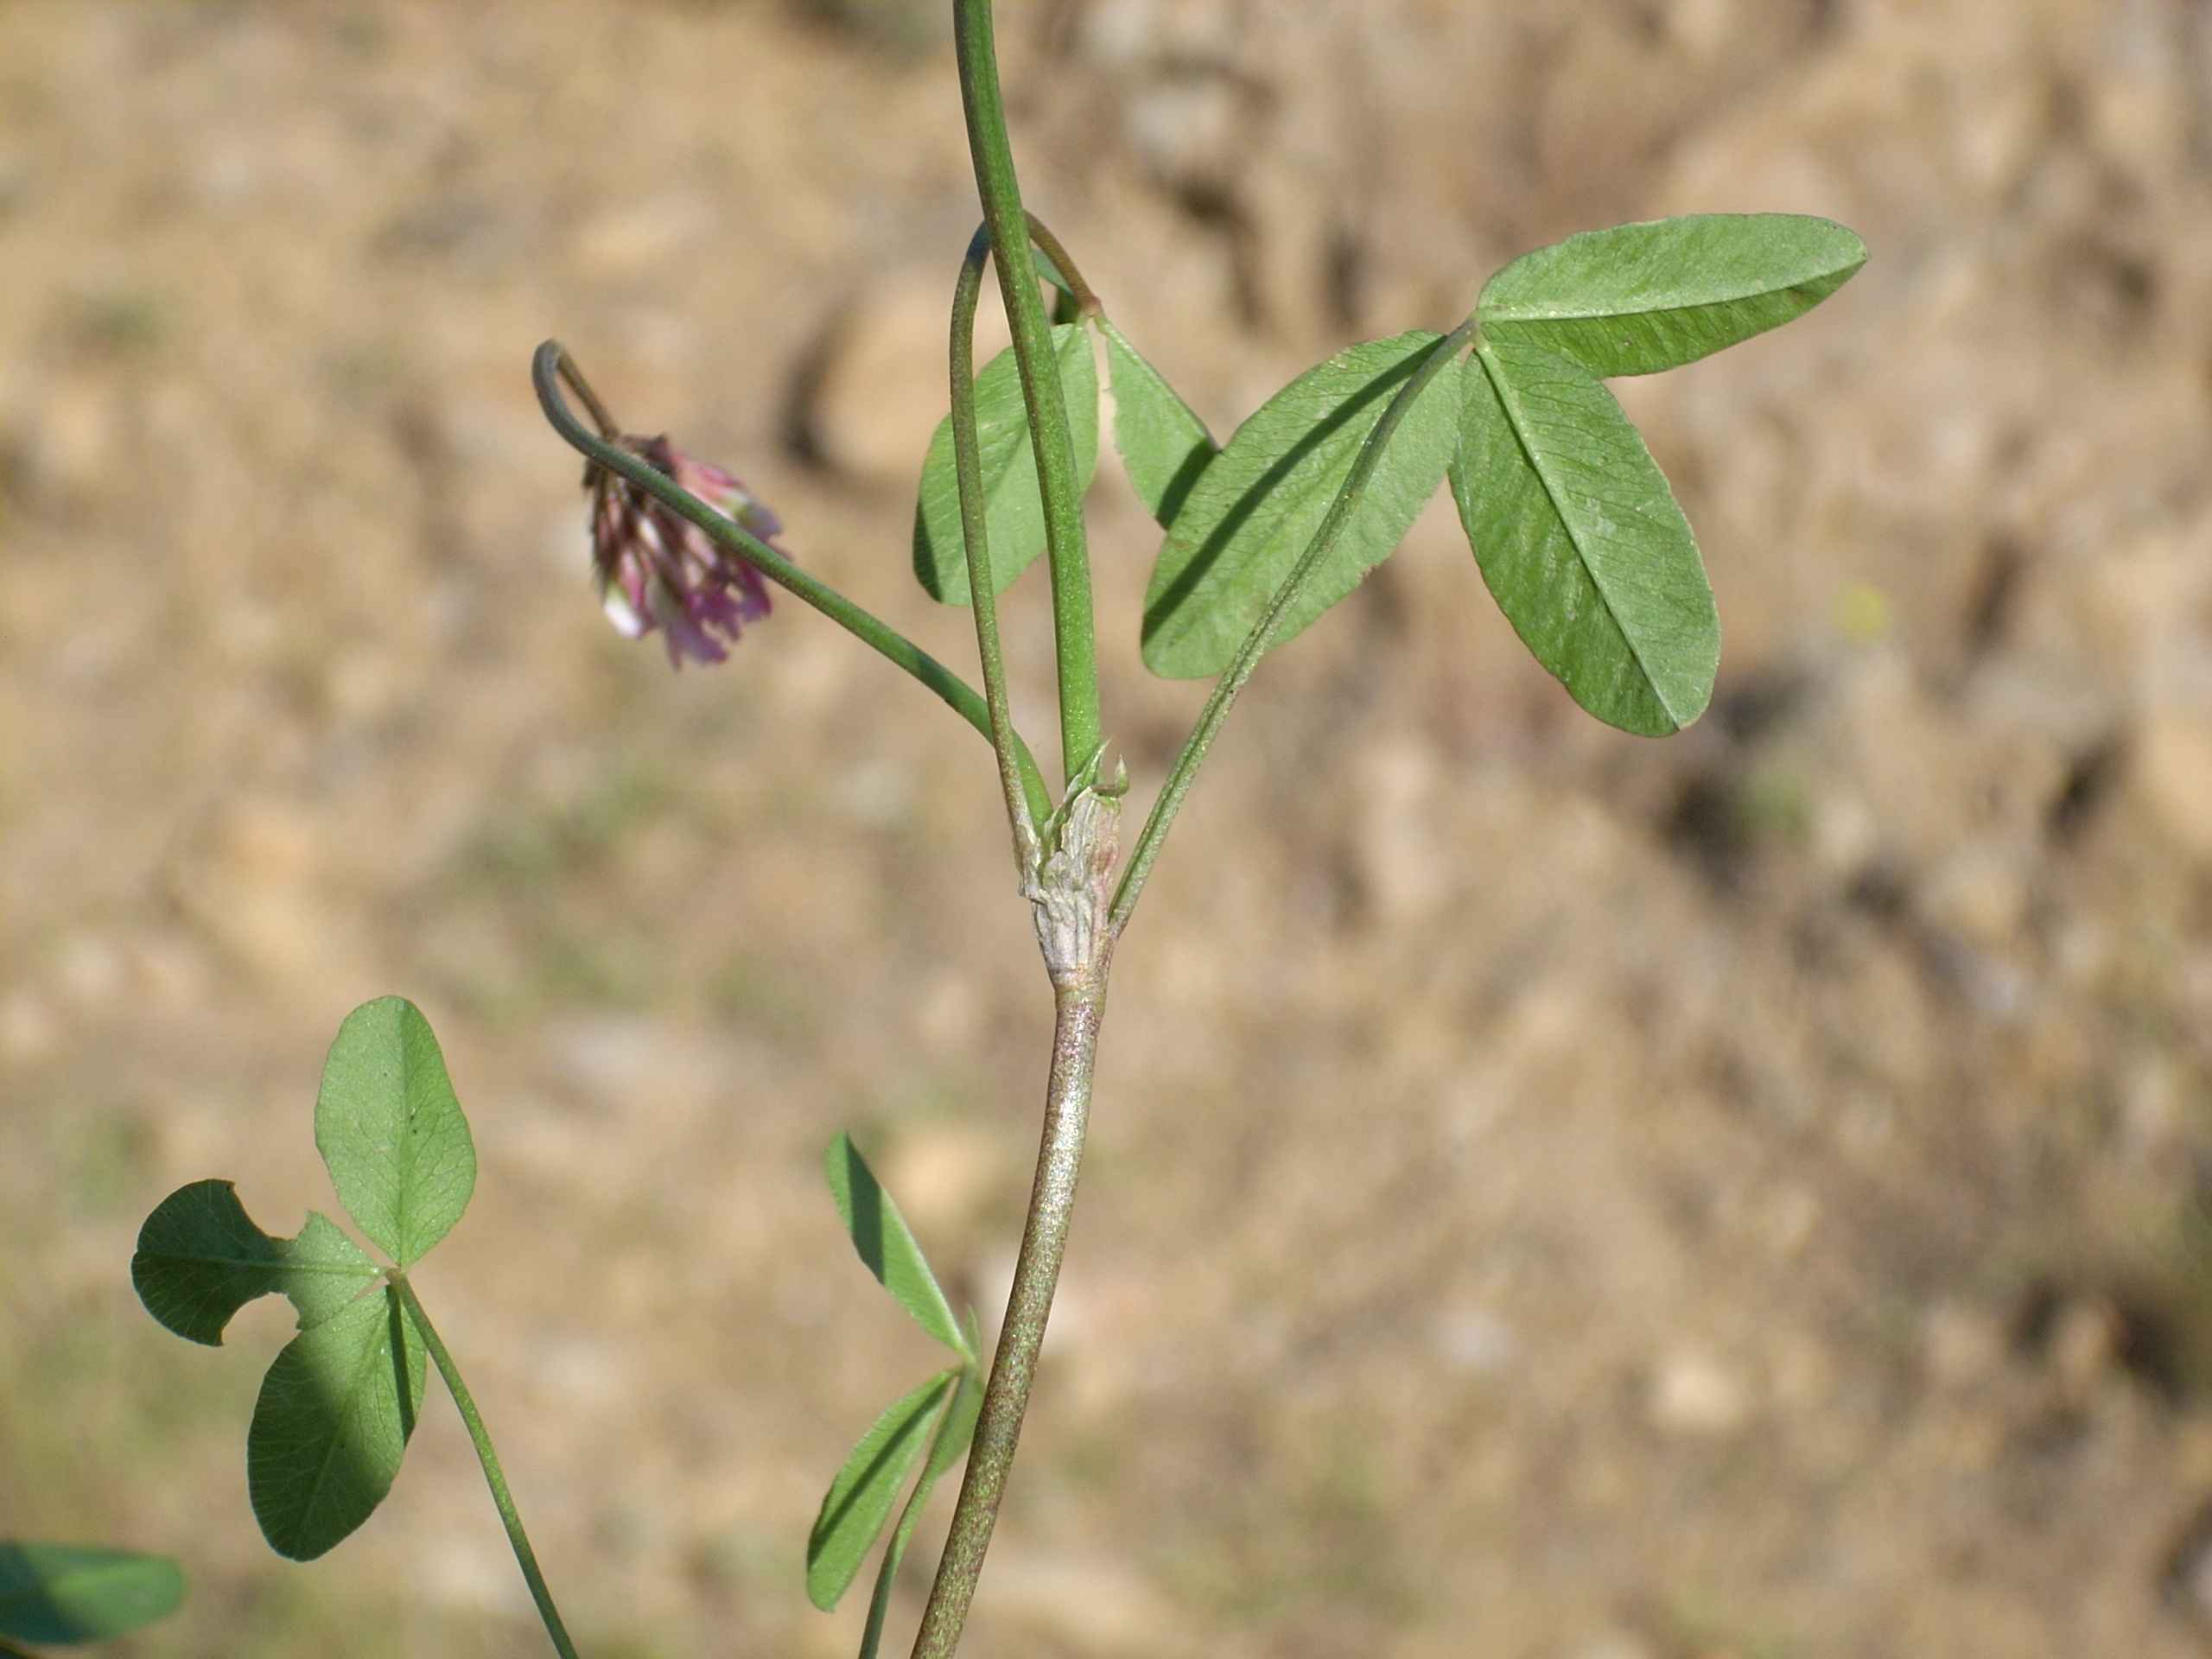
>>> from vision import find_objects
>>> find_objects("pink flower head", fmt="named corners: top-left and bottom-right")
top-left (588, 435), bottom-right (785, 667)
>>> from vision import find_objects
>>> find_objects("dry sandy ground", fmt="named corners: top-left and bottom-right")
top-left (5, 2), bottom-right (2212, 1656)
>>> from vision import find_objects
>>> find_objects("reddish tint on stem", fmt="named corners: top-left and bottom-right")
top-left (587, 435), bottom-right (785, 667)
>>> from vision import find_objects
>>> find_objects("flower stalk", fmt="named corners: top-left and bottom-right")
top-left (533, 341), bottom-right (1051, 826)
top-left (950, 222), bottom-right (1041, 877)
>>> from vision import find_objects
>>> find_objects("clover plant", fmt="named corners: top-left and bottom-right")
top-left (130, 3), bottom-right (1865, 1655)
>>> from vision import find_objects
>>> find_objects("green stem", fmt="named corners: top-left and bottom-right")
top-left (555, 353), bottom-right (621, 442)
top-left (954, 0), bottom-right (1101, 785)
top-left (534, 341), bottom-right (1050, 826)
top-left (391, 1274), bottom-right (581, 1659)
top-left (951, 224), bottom-right (1041, 875)
top-left (910, 977), bottom-right (1107, 1659)
top-left (1109, 320), bottom-right (1478, 934)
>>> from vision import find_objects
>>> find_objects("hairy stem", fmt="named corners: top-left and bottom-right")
top-left (391, 1275), bottom-right (581, 1659)
top-left (1109, 320), bottom-right (1478, 933)
top-left (533, 341), bottom-right (1051, 825)
top-left (954, 0), bottom-right (1101, 785)
top-left (910, 978), bottom-right (1107, 1659)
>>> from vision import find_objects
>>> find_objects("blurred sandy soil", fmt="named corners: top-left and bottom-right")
top-left (5, 1), bottom-right (2212, 1655)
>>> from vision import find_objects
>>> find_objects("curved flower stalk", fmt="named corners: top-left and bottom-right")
top-left (535, 340), bottom-right (1052, 824)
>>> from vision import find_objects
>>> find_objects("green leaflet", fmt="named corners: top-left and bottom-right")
top-left (1097, 316), bottom-right (1216, 529)
top-left (853, 1355), bottom-right (983, 1659)
top-left (825, 1133), bottom-right (972, 1360)
top-left (246, 1284), bottom-right (427, 1560)
top-left (132, 1181), bottom-right (380, 1344)
top-left (806, 1371), bottom-right (955, 1612)
top-left (0, 1545), bottom-right (185, 1646)
top-left (914, 322), bottom-right (1100, 604)
top-left (314, 996), bottom-right (476, 1270)
top-left (1478, 213), bottom-right (1866, 378)
top-left (1451, 335), bottom-right (1718, 734)
top-left (1141, 330), bottom-right (1464, 679)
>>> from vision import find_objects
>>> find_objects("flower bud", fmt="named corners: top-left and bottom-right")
top-left (588, 435), bottom-right (784, 667)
